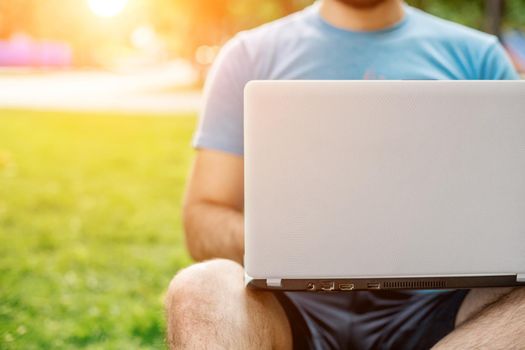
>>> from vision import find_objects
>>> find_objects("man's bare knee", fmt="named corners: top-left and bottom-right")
top-left (168, 259), bottom-right (243, 295)
top-left (165, 258), bottom-right (245, 321)
top-left (455, 287), bottom-right (517, 327)
top-left (435, 287), bottom-right (525, 349)
top-left (164, 259), bottom-right (292, 350)
top-left (504, 287), bottom-right (525, 309)
top-left (165, 259), bottom-right (244, 348)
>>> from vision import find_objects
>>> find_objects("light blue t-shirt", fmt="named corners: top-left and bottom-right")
top-left (194, 3), bottom-right (519, 155)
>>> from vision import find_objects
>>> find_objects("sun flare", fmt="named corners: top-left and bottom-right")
top-left (88, 0), bottom-right (129, 18)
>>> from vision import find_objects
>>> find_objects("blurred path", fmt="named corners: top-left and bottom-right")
top-left (0, 62), bottom-right (202, 115)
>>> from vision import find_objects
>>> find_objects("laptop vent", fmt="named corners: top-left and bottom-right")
top-left (383, 280), bottom-right (447, 289)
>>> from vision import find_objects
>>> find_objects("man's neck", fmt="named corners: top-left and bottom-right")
top-left (319, 0), bottom-right (404, 31)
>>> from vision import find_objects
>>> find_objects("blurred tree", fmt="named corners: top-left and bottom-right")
top-left (405, 0), bottom-right (485, 28)
top-left (485, 0), bottom-right (504, 37)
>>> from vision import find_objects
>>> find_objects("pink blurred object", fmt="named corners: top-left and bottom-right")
top-left (0, 33), bottom-right (72, 67)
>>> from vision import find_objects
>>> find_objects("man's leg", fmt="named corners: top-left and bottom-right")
top-left (434, 287), bottom-right (525, 349)
top-left (165, 259), bottom-right (292, 350)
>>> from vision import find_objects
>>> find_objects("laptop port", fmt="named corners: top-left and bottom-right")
top-left (367, 282), bottom-right (381, 289)
top-left (306, 282), bottom-right (316, 291)
top-left (338, 283), bottom-right (355, 291)
top-left (319, 281), bottom-right (335, 291)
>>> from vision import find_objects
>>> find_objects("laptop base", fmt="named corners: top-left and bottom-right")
top-left (247, 275), bottom-right (525, 291)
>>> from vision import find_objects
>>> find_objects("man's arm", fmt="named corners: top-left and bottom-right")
top-left (183, 149), bottom-right (244, 264)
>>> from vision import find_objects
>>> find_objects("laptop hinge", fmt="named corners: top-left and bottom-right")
top-left (266, 278), bottom-right (282, 288)
top-left (517, 274), bottom-right (525, 283)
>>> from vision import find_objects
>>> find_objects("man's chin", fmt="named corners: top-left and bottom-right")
top-left (334, 0), bottom-right (390, 9)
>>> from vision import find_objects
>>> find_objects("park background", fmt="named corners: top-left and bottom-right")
top-left (0, 0), bottom-right (524, 349)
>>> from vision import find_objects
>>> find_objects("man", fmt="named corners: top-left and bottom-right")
top-left (165, 0), bottom-right (524, 348)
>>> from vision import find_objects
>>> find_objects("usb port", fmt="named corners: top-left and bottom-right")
top-left (338, 283), bottom-right (355, 291)
top-left (319, 281), bottom-right (335, 291)
top-left (367, 282), bottom-right (381, 289)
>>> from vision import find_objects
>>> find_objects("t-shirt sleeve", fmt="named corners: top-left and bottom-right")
top-left (480, 39), bottom-right (520, 80)
top-left (192, 35), bottom-right (252, 156)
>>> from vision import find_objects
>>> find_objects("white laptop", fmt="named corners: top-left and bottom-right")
top-left (244, 80), bottom-right (525, 291)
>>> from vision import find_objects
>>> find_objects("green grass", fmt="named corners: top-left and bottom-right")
top-left (0, 110), bottom-right (196, 349)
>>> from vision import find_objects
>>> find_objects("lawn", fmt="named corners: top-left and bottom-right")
top-left (0, 109), bottom-right (196, 349)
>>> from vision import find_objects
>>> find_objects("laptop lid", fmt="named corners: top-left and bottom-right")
top-left (244, 80), bottom-right (525, 291)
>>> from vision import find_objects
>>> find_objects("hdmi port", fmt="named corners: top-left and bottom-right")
top-left (367, 282), bottom-right (381, 289)
top-left (338, 283), bottom-right (355, 291)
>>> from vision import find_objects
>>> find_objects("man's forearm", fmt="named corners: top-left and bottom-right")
top-left (183, 202), bottom-right (244, 264)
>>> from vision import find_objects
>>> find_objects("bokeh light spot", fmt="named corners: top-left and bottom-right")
top-left (88, 0), bottom-right (129, 18)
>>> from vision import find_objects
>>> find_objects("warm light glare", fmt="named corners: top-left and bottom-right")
top-left (88, 0), bottom-right (129, 17)
top-left (195, 45), bottom-right (220, 65)
top-left (132, 26), bottom-right (156, 50)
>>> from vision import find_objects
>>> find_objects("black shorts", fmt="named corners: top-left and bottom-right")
top-left (275, 289), bottom-right (470, 350)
